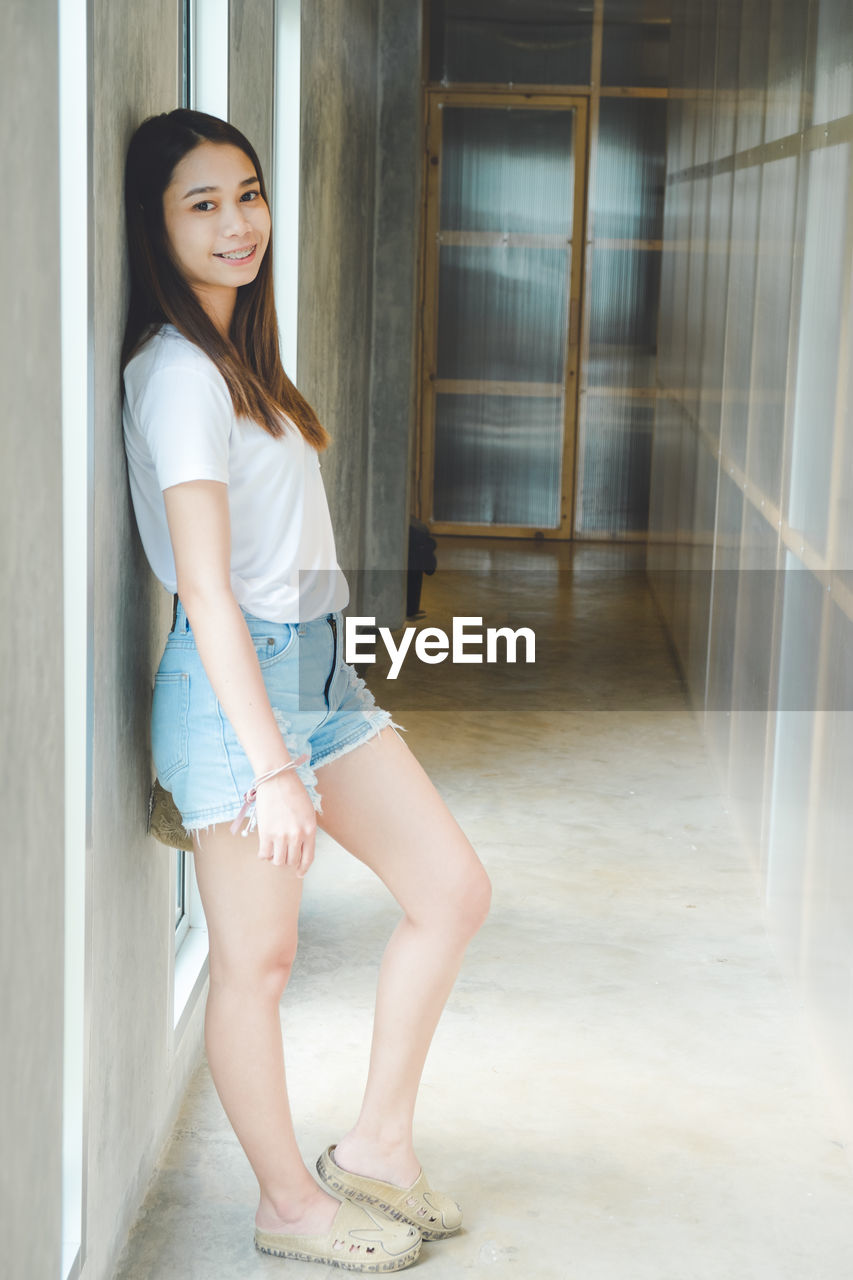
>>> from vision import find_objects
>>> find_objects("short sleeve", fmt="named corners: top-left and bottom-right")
top-left (136, 361), bottom-right (233, 490)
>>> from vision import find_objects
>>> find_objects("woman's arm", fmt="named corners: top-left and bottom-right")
top-left (162, 478), bottom-right (316, 870)
top-left (163, 478), bottom-right (290, 776)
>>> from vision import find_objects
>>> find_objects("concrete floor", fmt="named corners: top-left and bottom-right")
top-left (115, 542), bottom-right (853, 1279)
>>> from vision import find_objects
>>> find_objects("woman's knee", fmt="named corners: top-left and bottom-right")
top-left (415, 854), bottom-right (491, 941)
top-left (209, 933), bottom-right (299, 1000)
top-left (461, 860), bottom-right (492, 936)
top-left (192, 821), bottom-right (303, 998)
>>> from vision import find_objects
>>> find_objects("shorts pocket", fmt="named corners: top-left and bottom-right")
top-left (151, 672), bottom-right (190, 782)
top-left (249, 623), bottom-right (298, 667)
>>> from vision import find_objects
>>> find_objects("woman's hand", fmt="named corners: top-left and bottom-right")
top-left (253, 768), bottom-right (318, 876)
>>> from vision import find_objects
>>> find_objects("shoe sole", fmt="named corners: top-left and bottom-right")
top-left (316, 1154), bottom-right (461, 1243)
top-left (253, 1233), bottom-right (421, 1271)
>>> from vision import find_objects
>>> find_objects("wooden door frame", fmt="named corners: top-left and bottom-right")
top-left (414, 88), bottom-right (590, 540)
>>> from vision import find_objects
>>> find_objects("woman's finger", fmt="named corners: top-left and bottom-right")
top-left (296, 840), bottom-right (314, 879)
top-left (284, 836), bottom-right (303, 871)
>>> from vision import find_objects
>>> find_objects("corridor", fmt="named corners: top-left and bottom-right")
top-left (6, 1), bottom-right (853, 1277)
top-left (114, 541), bottom-right (853, 1279)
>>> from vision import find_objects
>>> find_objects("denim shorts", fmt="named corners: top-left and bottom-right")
top-left (151, 598), bottom-right (407, 838)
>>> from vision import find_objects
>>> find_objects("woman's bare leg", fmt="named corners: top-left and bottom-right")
top-left (313, 725), bottom-right (492, 1185)
top-left (191, 824), bottom-right (340, 1234)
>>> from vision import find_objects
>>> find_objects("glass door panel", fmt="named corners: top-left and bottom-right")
top-left (423, 96), bottom-right (586, 534)
top-left (434, 393), bottom-right (564, 525)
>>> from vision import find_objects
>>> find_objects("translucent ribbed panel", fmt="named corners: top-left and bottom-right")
top-left (736, 502), bottom-right (781, 684)
top-left (707, 469), bottom-right (744, 713)
top-left (810, 0), bottom-right (853, 124)
top-left (764, 560), bottom-right (821, 946)
top-left (433, 395), bottom-right (563, 526)
top-left (586, 345), bottom-right (658, 389)
top-left (699, 162), bottom-right (734, 442)
top-left (746, 154), bottom-right (798, 506)
top-left (644, 0), bottom-right (853, 1139)
top-left (839, 300), bottom-right (853, 573)
top-left (686, 440), bottom-right (720, 696)
top-left (728, 503), bottom-right (784, 848)
top-left (777, 551), bottom-right (824, 710)
top-left (697, 0), bottom-right (738, 446)
top-left (429, 1), bottom-right (593, 85)
top-left (437, 246), bottom-right (569, 383)
top-left (809, 596), bottom-right (853, 1029)
top-left (600, 19), bottom-right (671, 88)
top-left (682, 2), bottom-right (719, 428)
top-left (587, 248), bottom-right (662, 355)
top-left (650, 1), bottom-right (853, 1127)
top-left (789, 142), bottom-right (851, 557)
top-left (679, 162), bottom-right (705, 429)
top-left (647, 393), bottom-right (680, 554)
top-left (736, 0), bottom-right (771, 151)
top-left (576, 98), bottom-right (666, 533)
top-left (715, 6), bottom-right (770, 461)
top-left (765, 0), bottom-right (810, 141)
top-left (657, 103), bottom-right (689, 392)
top-left (720, 165), bottom-right (761, 471)
top-left (576, 396), bottom-right (654, 532)
top-left (592, 98), bottom-right (667, 239)
top-left (440, 107), bottom-right (574, 234)
top-left (694, 0), bottom-right (720, 157)
top-left (433, 106), bottom-right (575, 528)
top-left (711, 0), bottom-right (740, 159)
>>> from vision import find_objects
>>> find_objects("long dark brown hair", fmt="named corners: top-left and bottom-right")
top-left (121, 108), bottom-right (329, 450)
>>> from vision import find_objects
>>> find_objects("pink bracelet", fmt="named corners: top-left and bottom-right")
top-left (230, 752), bottom-right (310, 838)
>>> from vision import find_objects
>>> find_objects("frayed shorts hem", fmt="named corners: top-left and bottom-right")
top-left (311, 709), bottom-right (408, 773)
top-left (181, 712), bottom-right (408, 839)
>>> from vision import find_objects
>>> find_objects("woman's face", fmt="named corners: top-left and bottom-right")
top-left (162, 141), bottom-right (271, 306)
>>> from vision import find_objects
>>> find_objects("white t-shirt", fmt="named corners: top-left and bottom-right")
top-left (122, 323), bottom-right (349, 622)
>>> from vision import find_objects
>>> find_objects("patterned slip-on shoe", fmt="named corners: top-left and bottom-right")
top-left (253, 1198), bottom-right (421, 1272)
top-left (317, 1144), bottom-right (463, 1242)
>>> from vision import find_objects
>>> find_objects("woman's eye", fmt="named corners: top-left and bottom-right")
top-left (193, 191), bottom-right (260, 212)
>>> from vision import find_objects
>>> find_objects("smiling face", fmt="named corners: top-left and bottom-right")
top-left (162, 140), bottom-right (271, 334)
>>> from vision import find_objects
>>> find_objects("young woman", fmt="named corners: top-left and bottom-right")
top-left (120, 108), bottom-right (491, 1271)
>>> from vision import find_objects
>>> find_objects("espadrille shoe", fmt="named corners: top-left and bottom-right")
top-left (317, 1145), bottom-right (463, 1241)
top-left (253, 1198), bottom-right (421, 1271)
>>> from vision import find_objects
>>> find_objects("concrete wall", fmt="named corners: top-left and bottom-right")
top-left (364, 0), bottom-right (424, 618)
top-left (0, 2), bottom-right (65, 1275)
top-left (299, 0), bottom-right (422, 626)
top-left (299, 0), bottom-right (381, 594)
top-left (86, 4), bottom-right (207, 1277)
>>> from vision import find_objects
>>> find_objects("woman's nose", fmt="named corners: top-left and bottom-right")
top-left (222, 204), bottom-right (253, 234)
